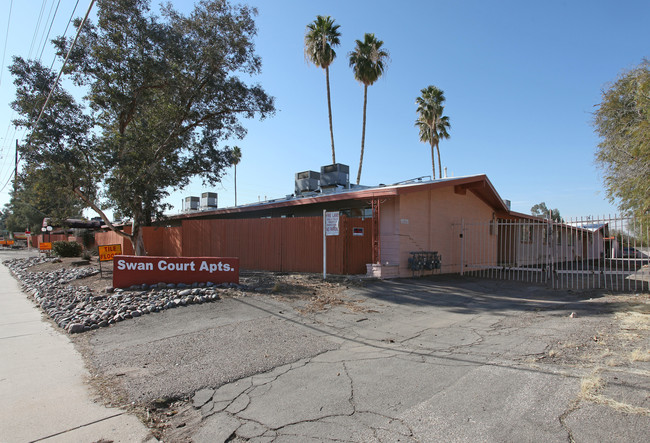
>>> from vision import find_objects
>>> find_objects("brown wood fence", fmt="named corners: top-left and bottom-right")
top-left (95, 215), bottom-right (372, 275)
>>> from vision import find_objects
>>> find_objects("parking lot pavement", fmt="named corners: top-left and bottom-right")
top-left (79, 275), bottom-right (649, 442)
top-left (0, 252), bottom-right (156, 443)
top-left (3, 248), bottom-right (648, 442)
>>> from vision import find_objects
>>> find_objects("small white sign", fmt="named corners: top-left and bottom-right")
top-left (325, 212), bottom-right (340, 236)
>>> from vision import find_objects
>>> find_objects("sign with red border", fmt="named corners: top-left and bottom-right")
top-left (113, 255), bottom-right (239, 288)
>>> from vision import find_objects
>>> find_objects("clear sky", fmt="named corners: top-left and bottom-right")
top-left (0, 0), bottom-right (648, 220)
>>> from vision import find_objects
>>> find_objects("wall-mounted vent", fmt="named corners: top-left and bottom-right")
top-left (184, 196), bottom-right (200, 211)
top-left (320, 163), bottom-right (349, 189)
top-left (201, 192), bottom-right (218, 209)
top-left (295, 170), bottom-right (320, 194)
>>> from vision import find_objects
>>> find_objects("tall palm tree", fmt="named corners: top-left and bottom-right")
top-left (305, 15), bottom-right (341, 164)
top-left (415, 86), bottom-right (451, 179)
top-left (232, 146), bottom-right (241, 206)
top-left (349, 33), bottom-right (389, 185)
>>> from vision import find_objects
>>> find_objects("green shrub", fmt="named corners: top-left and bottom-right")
top-left (52, 241), bottom-right (83, 257)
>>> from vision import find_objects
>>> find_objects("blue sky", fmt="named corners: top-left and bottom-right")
top-left (0, 0), bottom-right (648, 220)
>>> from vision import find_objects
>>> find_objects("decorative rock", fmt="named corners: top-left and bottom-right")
top-left (68, 323), bottom-right (85, 334)
top-left (3, 257), bottom-right (226, 335)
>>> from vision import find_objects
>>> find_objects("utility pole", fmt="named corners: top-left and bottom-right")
top-left (13, 139), bottom-right (17, 193)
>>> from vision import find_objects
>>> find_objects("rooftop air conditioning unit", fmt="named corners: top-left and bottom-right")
top-left (184, 196), bottom-right (200, 211)
top-left (201, 192), bottom-right (218, 209)
top-left (320, 163), bottom-right (349, 189)
top-left (295, 170), bottom-right (320, 194)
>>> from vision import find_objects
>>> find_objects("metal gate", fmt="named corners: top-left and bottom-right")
top-left (453, 215), bottom-right (649, 292)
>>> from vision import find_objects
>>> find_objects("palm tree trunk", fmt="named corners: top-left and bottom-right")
top-left (357, 84), bottom-right (368, 185)
top-left (430, 140), bottom-right (436, 179)
top-left (234, 164), bottom-right (237, 206)
top-left (326, 66), bottom-right (335, 164)
top-left (436, 140), bottom-right (442, 179)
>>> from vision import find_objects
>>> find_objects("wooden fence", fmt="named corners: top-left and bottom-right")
top-left (95, 215), bottom-right (372, 275)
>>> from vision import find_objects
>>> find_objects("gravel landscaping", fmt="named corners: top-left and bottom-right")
top-left (4, 256), bottom-right (244, 334)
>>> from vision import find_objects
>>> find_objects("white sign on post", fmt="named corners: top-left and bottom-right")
top-left (325, 212), bottom-right (340, 236)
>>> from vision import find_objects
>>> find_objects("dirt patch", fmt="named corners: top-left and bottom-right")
top-left (538, 293), bottom-right (650, 367)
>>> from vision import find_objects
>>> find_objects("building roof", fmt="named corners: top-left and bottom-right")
top-left (171, 174), bottom-right (511, 220)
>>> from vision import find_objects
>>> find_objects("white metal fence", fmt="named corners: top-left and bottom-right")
top-left (452, 215), bottom-right (649, 292)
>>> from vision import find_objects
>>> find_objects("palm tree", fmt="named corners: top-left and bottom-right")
top-left (305, 15), bottom-right (341, 164)
top-left (349, 33), bottom-right (389, 185)
top-left (415, 86), bottom-right (451, 179)
top-left (232, 146), bottom-right (241, 206)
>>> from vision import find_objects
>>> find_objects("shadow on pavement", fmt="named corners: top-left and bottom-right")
top-left (354, 275), bottom-right (637, 316)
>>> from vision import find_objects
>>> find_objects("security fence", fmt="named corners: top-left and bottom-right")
top-left (452, 215), bottom-right (649, 292)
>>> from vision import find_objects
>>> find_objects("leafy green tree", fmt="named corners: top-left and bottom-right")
top-left (531, 202), bottom-right (561, 222)
top-left (415, 85), bottom-right (450, 179)
top-left (349, 33), bottom-right (389, 185)
top-left (10, 0), bottom-right (274, 255)
top-left (305, 15), bottom-right (341, 164)
top-left (594, 59), bottom-right (650, 216)
top-left (3, 166), bottom-right (85, 234)
top-left (232, 146), bottom-right (242, 206)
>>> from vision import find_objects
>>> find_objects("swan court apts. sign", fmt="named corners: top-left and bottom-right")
top-left (113, 255), bottom-right (239, 288)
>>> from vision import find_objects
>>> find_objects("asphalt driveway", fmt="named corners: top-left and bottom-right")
top-left (76, 275), bottom-right (650, 442)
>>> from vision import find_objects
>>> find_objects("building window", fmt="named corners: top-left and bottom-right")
top-left (520, 225), bottom-right (533, 243)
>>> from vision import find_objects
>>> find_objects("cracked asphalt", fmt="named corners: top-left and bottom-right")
top-left (76, 276), bottom-right (650, 442)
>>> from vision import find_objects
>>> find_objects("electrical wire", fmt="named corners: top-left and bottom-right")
top-left (0, 0), bottom-right (80, 193)
top-left (50, 0), bottom-right (79, 71)
top-left (0, 0), bottom-right (13, 87)
top-left (38, 0), bottom-right (61, 63)
top-left (0, 0), bottom-right (96, 194)
top-left (28, 0), bottom-right (48, 59)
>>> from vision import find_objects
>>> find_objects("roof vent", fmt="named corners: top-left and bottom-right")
top-left (201, 192), bottom-right (218, 210)
top-left (183, 196), bottom-right (200, 211)
top-left (320, 163), bottom-right (349, 189)
top-left (295, 170), bottom-right (320, 194)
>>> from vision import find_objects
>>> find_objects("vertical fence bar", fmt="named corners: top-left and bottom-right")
top-left (632, 215), bottom-right (637, 293)
top-left (580, 216), bottom-right (585, 290)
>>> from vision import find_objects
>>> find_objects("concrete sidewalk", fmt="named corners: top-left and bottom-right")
top-left (0, 254), bottom-right (155, 443)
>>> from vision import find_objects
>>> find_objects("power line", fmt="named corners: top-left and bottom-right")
top-left (0, 0), bottom-right (13, 87)
top-left (32, 0), bottom-right (96, 134)
top-left (38, 0), bottom-right (62, 63)
top-left (50, 0), bottom-right (79, 71)
top-left (28, 0), bottom-right (48, 59)
top-left (0, 0), bottom-right (96, 195)
top-left (0, 0), bottom-right (81, 193)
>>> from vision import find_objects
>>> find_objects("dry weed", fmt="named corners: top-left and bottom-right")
top-left (616, 311), bottom-right (650, 331)
top-left (580, 371), bottom-right (650, 416)
top-left (630, 348), bottom-right (650, 362)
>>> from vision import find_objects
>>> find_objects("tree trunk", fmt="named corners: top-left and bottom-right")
top-left (430, 140), bottom-right (436, 179)
top-left (72, 186), bottom-right (138, 250)
top-left (436, 140), bottom-right (442, 179)
top-left (326, 66), bottom-right (336, 164)
top-left (357, 84), bottom-right (368, 185)
top-left (234, 164), bottom-right (237, 206)
top-left (131, 219), bottom-right (147, 256)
